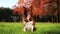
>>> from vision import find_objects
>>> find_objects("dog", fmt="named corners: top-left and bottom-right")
top-left (23, 13), bottom-right (35, 32)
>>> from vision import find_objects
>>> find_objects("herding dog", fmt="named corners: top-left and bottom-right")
top-left (23, 14), bottom-right (35, 32)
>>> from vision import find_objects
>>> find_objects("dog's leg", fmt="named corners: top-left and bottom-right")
top-left (31, 25), bottom-right (34, 32)
top-left (23, 27), bottom-right (26, 32)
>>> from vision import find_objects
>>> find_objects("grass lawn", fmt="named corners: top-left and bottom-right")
top-left (0, 22), bottom-right (60, 34)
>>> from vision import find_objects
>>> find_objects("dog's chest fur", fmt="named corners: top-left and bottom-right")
top-left (25, 21), bottom-right (33, 30)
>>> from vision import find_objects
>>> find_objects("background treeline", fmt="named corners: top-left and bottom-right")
top-left (0, 7), bottom-right (21, 22)
top-left (0, 7), bottom-right (59, 22)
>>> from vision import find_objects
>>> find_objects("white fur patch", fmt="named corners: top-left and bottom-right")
top-left (24, 21), bottom-right (34, 32)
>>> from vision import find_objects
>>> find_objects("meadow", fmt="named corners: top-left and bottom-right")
top-left (0, 22), bottom-right (60, 34)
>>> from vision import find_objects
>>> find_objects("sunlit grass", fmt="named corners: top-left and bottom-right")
top-left (0, 22), bottom-right (60, 34)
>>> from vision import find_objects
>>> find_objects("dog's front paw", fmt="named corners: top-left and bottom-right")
top-left (23, 27), bottom-right (26, 32)
top-left (31, 26), bottom-right (34, 32)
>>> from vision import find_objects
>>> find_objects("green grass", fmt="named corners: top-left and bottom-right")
top-left (0, 22), bottom-right (60, 34)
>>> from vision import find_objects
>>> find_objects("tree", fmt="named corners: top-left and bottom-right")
top-left (13, 0), bottom-right (58, 22)
top-left (0, 7), bottom-right (13, 22)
